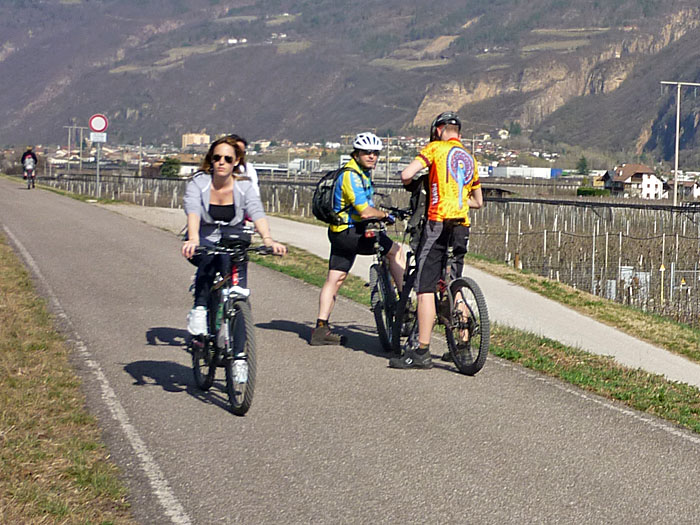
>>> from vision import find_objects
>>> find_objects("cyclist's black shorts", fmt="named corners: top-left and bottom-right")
top-left (328, 225), bottom-right (393, 273)
top-left (415, 220), bottom-right (470, 293)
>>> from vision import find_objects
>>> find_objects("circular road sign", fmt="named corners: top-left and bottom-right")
top-left (89, 114), bottom-right (109, 133)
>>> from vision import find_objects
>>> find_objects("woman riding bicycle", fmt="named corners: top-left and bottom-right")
top-left (181, 135), bottom-right (286, 335)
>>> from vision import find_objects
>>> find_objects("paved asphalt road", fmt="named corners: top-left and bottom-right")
top-left (3, 177), bottom-right (700, 524)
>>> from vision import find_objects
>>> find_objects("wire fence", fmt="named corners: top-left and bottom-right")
top-left (35, 173), bottom-right (700, 325)
top-left (468, 200), bottom-right (700, 325)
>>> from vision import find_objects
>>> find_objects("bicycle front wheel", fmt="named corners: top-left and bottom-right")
top-left (445, 277), bottom-right (490, 376)
top-left (369, 263), bottom-right (396, 352)
top-left (391, 271), bottom-right (418, 355)
top-left (224, 299), bottom-right (256, 416)
top-left (191, 336), bottom-right (216, 390)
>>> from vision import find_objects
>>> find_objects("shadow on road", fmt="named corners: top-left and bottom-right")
top-left (146, 326), bottom-right (188, 347)
top-left (125, 359), bottom-right (190, 391)
top-left (256, 319), bottom-right (388, 358)
top-left (124, 359), bottom-right (235, 413)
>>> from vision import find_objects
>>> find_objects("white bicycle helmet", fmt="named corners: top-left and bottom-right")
top-left (352, 132), bottom-right (383, 152)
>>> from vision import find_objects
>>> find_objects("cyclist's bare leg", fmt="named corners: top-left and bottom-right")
top-left (318, 269), bottom-right (347, 320)
top-left (386, 242), bottom-right (405, 293)
top-left (417, 292), bottom-right (436, 346)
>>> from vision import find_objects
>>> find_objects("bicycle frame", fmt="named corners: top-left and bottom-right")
top-left (189, 230), bottom-right (273, 415)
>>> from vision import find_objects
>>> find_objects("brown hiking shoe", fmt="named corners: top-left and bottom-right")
top-left (310, 325), bottom-right (345, 346)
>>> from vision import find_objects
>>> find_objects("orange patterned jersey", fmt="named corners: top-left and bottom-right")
top-left (415, 138), bottom-right (480, 224)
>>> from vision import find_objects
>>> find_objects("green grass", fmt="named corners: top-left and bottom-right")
top-left (491, 325), bottom-right (700, 433)
top-left (250, 245), bottom-right (372, 307)
top-left (0, 233), bottom-right (135, 524)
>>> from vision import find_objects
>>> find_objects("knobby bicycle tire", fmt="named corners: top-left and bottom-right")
top-left (369, 263), bottom-right (395, 353)
top-left (191, 335), bottom-right (216, 390)
top-left (445, 277), bottom-right (490, 376)
top-left (224, 299), bottom-right (256, 416)
top-left (391, 270), bottom-right (418, 355)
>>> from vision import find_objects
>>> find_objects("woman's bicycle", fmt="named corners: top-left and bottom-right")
top-left (188, 238), bottom-right (273, 416)
top-left (365, 206), bottom-right (412, 353)
top-left (392, 219), bottom-right (490, 376)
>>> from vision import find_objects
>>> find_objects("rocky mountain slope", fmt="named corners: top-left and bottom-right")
top-left (2, 0), bottom-right (699, 163)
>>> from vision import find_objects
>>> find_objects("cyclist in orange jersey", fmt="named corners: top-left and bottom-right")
top-left (389, 111), bottom-right (483, 369)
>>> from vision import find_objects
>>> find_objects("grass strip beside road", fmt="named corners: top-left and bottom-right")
top-left (491, 326), bottom-right (700, 433)
top-left (252, 244), bottom-right (700, 435)
top-left (0, 233), bottom-right (135, 524)
top-left (465, 254), bottom-right (700, 363)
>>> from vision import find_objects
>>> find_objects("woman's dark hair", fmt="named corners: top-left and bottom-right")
top-left (228, 134), bottom-right (247, 148)
top-left (201, 136), bottom-right (246, 175)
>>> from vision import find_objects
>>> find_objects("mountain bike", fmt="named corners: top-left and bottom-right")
top-left (188, 238), bottom-right (273, 416)
top-left (392, 219), bottom-right (490, 375)
top-left (366, 206), bottom-right (412, 352)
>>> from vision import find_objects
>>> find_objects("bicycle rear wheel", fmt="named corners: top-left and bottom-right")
top-left (445, 277), bottom-right (490, 376)
top-left (369, 263), bottom-right (396, 352)
top-left (224, 299), bottom-right (256, 416)
top-left (191, 336), bottom-right (216, 390)
top-left (391, 271), bottom-right (418, 355)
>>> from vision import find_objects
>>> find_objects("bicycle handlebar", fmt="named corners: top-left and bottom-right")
top-left (193, 244), bottom-right (277, 257)
top-left (380, 206), bottom-right (412, 221)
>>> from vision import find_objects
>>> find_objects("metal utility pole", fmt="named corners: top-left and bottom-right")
top-left (63, 125), bottom-right (72, 175)
top-left (78, 126), bottom-right (87, 171)
top-left (63, 124), bottom-right (88, 174)
top-left (385, 135), bottom-right (391, 183)
top-left (660, 81), bottom-right (700, 206)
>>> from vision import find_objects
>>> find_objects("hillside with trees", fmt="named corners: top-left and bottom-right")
top-left (1, 0), bottom-right (699, 165)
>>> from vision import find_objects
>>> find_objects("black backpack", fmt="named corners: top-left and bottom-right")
top-left (312, 166), bottom-right (363, 225)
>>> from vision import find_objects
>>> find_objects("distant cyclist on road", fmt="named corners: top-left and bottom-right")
top-left (310, 132), bottom-right (406, 346)
top-left (21, 146), bottom-right (38, 189)
top-left (389, 111), bottom-right (483, 369)
top-left (181, 136), bottom-right (286, 336)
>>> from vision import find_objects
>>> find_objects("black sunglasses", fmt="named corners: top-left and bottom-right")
top-left (361, 150), bottom-right (380, 156)
top-left (212, 154), bottom-right (234, 164)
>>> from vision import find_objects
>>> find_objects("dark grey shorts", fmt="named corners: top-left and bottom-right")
top-left (414, 220), bottom-right (470, 293)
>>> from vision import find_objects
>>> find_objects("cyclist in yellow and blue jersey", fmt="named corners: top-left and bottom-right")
top-left (310, 132), bottom-right (406, 346)
top-left (330, 156), bottom-right (375, 233)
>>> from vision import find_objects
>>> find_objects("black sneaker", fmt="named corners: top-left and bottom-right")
top-left (441, 351), bottom-right (452, 362)
top-left (389, 348), bottom-right (433, 369)
top-left (310, 325), bottom-right (346, 346)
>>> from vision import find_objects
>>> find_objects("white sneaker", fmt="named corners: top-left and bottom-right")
top-left (187, 306), bottom-right (208, 335)
top-left (232, 359), bottom-right (248, 384)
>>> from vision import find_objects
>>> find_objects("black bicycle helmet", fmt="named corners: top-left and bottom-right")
top-left (430, 111), bottom-right (462, 141)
